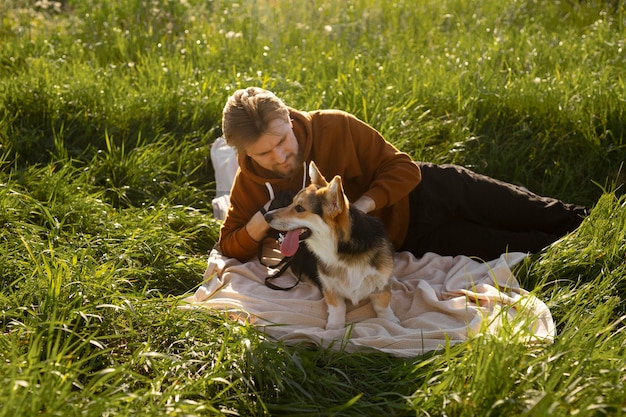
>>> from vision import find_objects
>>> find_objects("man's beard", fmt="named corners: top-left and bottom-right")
top-left (272, 151), bottom-right (302, 178)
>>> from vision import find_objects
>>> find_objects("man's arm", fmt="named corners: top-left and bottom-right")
top-left (218, 175), bottom-right (274, 262)
top-left (342, 112), bottom-right (422, 210)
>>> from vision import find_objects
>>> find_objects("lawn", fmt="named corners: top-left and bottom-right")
top-left (1, 0), bottom-right (625, 415)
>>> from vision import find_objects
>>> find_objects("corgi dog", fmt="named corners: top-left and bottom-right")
top-left (264, 161), bottom-right (399, 330)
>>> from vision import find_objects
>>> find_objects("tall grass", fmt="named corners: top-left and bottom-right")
top-left (1, 0), bottom-right (625, 415)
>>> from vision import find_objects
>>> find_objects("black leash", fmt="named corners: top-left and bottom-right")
top-left (258, 235), bottom-right (302, 291)
top-left (256, 190), bottom-right (309, 291)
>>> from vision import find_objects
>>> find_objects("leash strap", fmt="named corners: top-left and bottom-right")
top-left (264, 262), bottom-right (301, 291)
top-left (258, 235), bottom-right (301, 291)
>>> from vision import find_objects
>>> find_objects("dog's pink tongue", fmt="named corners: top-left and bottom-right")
top-left (280, 229), bottom-right (303, 257)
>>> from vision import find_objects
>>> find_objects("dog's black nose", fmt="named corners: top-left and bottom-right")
top-left (263, 211), bottom-right (273, 223)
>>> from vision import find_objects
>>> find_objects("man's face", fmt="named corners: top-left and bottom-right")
top-left (245, 118), bottom-right (301, 178)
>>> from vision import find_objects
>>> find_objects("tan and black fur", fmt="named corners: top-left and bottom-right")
top-left (264, 161), bottom-right (399, 330)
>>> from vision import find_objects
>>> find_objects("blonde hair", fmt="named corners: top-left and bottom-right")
top-left (221, 87), bottom-right (290, 152)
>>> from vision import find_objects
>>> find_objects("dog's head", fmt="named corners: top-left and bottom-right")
top-left (264, 161), bottom-right (350, 256)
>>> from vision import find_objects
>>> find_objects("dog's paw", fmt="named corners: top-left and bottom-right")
top-left (379, 310), bottom-right (401, 324)
top-left (325, 319), bottom-right (346, 330)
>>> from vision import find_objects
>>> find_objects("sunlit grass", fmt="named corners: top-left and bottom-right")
top-left (1, 0), bottom-right (625, 415)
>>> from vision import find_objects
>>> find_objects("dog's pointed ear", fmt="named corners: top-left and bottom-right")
top-left (325, 175), bottom-right (347, 217)
top-left (309, 161), bottom-right (328, 187)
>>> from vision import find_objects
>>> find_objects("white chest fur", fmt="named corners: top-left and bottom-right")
top-left (307, 238), bottom-right (390, 305)
top-left (319, 265), bottom-right (387, 306)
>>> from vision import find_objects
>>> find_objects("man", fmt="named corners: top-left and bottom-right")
top-left (218, 87), bottom-right (588, 262)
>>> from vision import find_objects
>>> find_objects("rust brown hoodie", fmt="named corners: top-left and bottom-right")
top-left (218, 108), bottom-right (422, 262)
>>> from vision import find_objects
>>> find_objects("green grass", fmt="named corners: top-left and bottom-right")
top-left (1, 0), bottom-right (625, 415)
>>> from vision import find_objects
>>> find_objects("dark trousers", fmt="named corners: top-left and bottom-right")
top-left (399, 163), bottom-right (588, 260)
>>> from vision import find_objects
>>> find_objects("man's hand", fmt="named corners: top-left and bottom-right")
top-left (352, 195), bottom-right (375, 213)
top-left (245, 209), bottom-right (271, 243)
top-left (245, 190), bottom-right (297, 242)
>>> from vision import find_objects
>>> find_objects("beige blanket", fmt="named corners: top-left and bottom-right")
top-left (182, 249), bottom-right (554, 358)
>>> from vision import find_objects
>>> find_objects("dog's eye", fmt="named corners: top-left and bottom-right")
top-left (294, 205), bottom-right (305, 213)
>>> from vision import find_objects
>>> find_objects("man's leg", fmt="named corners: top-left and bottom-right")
top-left (401, 163), bottom-right (588, 258)
top-left (416, 218), bottom-right (560, 260)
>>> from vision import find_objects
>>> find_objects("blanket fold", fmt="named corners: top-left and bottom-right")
top-left (182, 248), bottom-right (554, 358)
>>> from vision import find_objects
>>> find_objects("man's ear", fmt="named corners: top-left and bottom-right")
top-left (325, 175), bottom-right (346, 217)
top-left (309, 161), bottom-right (328, 187)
